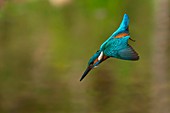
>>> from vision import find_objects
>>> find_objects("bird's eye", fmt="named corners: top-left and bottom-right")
top-left (96, 50), bottom-right (99, 53)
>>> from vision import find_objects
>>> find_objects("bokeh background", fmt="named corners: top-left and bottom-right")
top-left (0, 0), bottom-right (170, 113)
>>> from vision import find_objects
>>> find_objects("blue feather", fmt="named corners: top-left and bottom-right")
top-left (100, 14), bottom-right (130, 50)
top-left (117, 45), bottom-right (139, 60)
top-left (80, 14), bottom-right (139, 81)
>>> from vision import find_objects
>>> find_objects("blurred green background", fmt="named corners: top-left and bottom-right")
top-left (0, 0), bottom-right (169, 113)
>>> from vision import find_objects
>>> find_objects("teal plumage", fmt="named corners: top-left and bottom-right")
top-left (80, 14), bottom-right (139, 81)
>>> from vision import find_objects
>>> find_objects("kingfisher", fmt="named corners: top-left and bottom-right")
top-left (80, 14), bottom-right (139, 81)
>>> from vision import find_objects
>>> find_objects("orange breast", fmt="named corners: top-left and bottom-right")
top-left (93, 59), bottom-right (98, 64)
top-left (115, 33), bottom-right (129, 38)
top-left (103, 55), bottom-right (108, 60)
top-left (93, 55), bottom-right (108, 65)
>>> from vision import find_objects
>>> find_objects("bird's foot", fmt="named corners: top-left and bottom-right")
top-left (130, 38), bottom-right (136, 42)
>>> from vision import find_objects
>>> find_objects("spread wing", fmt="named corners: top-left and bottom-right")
top-left (117, 44), bottom-right (139, 60)
top-left (103, 37), bottom-right (139, 61)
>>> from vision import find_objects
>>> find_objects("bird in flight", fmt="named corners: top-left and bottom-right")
top-left (80, 14), bottom-right (139, 81)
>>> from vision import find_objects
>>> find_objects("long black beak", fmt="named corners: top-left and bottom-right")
top-left (80, 66), bottom-right (93, 81)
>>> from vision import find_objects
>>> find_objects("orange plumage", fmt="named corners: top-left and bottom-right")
top-left (115, 33), bottom-right (129, 38)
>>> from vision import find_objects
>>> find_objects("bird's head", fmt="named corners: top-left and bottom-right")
top-left (80, 50), bottom-right (108, 81)
top-left (88, 50), bottom-right (103, 67)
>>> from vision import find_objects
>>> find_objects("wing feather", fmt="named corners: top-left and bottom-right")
top-left (117, 45), bottom-right (139, 60)
top-left (103, 37), bottom-right (139, 61)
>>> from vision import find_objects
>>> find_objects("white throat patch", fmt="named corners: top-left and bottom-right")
top-left (98, 51), bottom-right (103, 61)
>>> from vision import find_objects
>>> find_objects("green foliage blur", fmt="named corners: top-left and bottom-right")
top-left (0, 0), bottom-right (156, 113)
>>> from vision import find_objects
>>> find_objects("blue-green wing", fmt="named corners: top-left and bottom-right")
top-left (117, 44), bottom-right (139, 60)
top-left (103, 37), bottom-right (139, 60)
top-left (103, 38), bottom-right (124, 57)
